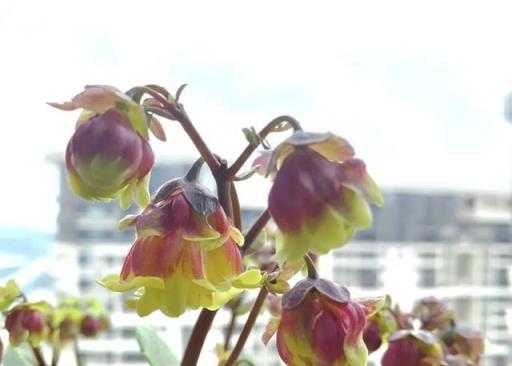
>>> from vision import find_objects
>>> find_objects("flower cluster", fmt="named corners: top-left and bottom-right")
top-left (45, 83), bottom-right (486, 366)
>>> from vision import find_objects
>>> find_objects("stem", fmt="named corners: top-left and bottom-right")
top-left (223, 311), bottom-right (238, 350)
top-left (73, 338), bottom-right (83, 366)
top-left (31, 346), bottom-right (47, 366)
top-left (224, 287), bottom-right (269, 366)
top-left (227, 115), bottom-right (302, 179)
top-left (174, 106), bottom-right (221, 175)
top-left (230, 183), bottom-right (242, 230)
top-left (240, 210), bottom-right (271, 255)
top-left (51, 345), bottom-right (60, 366)
top-left (181, 309), bottom-right (218, 366)
top-left (304, 253), bottom-right (318, 279)
top-left (185, 157), bottom-right (205, 181)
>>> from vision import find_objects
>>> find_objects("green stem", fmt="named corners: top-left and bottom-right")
top-left (227, 115), bottom-right (302, 179)
top-left (73, 338), bottom-right (84, 366)
top-left (223, 287), bottom-right (269, 366)
top-left (51, 344), bottom-right (60, 366)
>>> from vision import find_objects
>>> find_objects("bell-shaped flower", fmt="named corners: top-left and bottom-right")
top-left (381, 330), bottom-right (444, 366)
top-left (363, 295), bottom-right (399, 354)
top-left (99, 177), bottom-right (261, 317)
top-left (440, 326), bottom-right (484, 364)
top-left (261, 131), bottom-right (383, 262)
top-left (5, 302), bottom-right (51, 346)
top-left (270, 277), bottom-right (370, 366)
top-left (50, 85), bottom-right (155, 208)
top-left (412, 296), bottom-right (454, 331)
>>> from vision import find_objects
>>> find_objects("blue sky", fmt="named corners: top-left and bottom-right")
top-left (1, 0), bottom-right (511, 231)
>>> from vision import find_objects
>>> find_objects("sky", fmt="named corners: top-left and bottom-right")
top-left (0, 0), bottom-right (512, 232)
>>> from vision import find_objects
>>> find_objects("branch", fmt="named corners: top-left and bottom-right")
top-left (240, 209), bottom-right (271, 255)
top-left (227, 115), bottom-right (302, 179)
top-left (223, 287), bottom-right (269, 366)
top-left (181, 309), bottom-right (218, 366)
top-left (31, 346), bottom-right (47, 366)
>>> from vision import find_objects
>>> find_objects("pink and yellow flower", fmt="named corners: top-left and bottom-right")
top-left (50, 86), bottom-right (155, 208)
top-left (100, 178), bottom-right (260, 317)
top-left (261, 131), bottom-right (383, 262)
top-left (274, 278), bottom-right (369, 366)
top-left (5, 302), bottom-right (51, 346)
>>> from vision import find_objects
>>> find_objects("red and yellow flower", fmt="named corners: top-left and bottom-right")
top-left (100, 177), bottom-right (260, 317)
top-left (260, 131), bottom-right (383, 262)
top-left (270, 277), bottom-right (371, 366)
top-left (50, 85), bottom-right (155, 208)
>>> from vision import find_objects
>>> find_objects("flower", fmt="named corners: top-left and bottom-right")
top-left (0, 280), bottom-right (21, 310)
top-left (5, 302), bottom-right (51, 346)
top-left (412, 296), bottom-right (454, 331)
top-left (440, 326), bottom-right (484, 364)
top-left (274, 277), bottom-right (369, 366)
top-left (261, 131), bottom-right (383, 262)
top-left (381, 330), bottom-right (444, 366)
top-left (99, 177), bottom-right (261, 317)
top-left (50, 85), bottom-right (155, 208)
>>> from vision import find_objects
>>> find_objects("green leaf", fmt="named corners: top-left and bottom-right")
top-left (135, 326), bottom-right (180, 366)
top-left (3, 347), bottom-right (33, 366)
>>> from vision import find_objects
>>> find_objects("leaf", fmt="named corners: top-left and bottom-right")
top-left (3, 347), bottom-right (33, 366)
top-left (149, 116), bottom-right (167, 141)
top-left (135, 326), bottom-right (180, 366)
top-left (242, 127), bottom-right (261, 145)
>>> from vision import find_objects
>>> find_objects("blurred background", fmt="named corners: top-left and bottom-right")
top-left (1, 1), bottom-right (512, 365)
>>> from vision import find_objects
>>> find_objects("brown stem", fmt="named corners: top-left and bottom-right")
top-left (227, 115), bottom-right (302, 179)
top-left (223, 311), bottom-right (238, 350)
top-left (224, 287), bottom-right (269, 366)
top-left (230, 183), bottom-right (242, 230)
top-left (31, 346), bottom-right (47, 366)
top-left (73, 338), bottom-right (83, 366)
top-left (181, 309), bottom-right (218, 366)
top-left (304, 253), bottom-right (318, 279)
top-left (240, 210), bottom-right (271, 255)
top-left (51, 344), bottom-right (60, 366)
top-left (175, 106), bottom-right (221, 175)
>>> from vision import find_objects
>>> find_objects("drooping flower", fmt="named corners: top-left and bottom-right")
top-left (49, 85), bottom-right (155, 208)
top-left (412, 296), bottom-right (454, 331)
top-left (440, 326), bottom-right (484, 364)
top-left (362, 295), bottom-right (399, 354)
top-left (381, 330), bottom-right (444, 366)
top-left (260, 131), bottom-right (383, 262)
top-left (0, 280), bottom-right (21, 310)
top-left (99, 177), bottom-right (261, 317)
top-left (272, 277), bottom-right (369, 366)
top-left (5, 302), bottom-right (51, 346)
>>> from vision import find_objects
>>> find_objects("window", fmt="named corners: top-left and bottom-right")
top-left (418, 269), bottom-right (436, 287)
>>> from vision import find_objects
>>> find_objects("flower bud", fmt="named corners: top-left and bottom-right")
top-left (261, 131), bottom-right (383, 262)
top-left (412, 296), bottom-right (453, 331)
top-left (50, 86), bottom-right (155, 208)
top-left (382, 330), bottom-right (444, 366)
top-left (5, 302), bottom-right (50, 346)
top-left (0, 280), bottom-right (21, 310)
top-left (363, 320), bottom-right (382, 354)
top-left (440, 326), bottom-right (484, 364)
top-left (80, 315), bottom-right (102, 337)
top-left (276, 278), bottom-right (368, 366)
